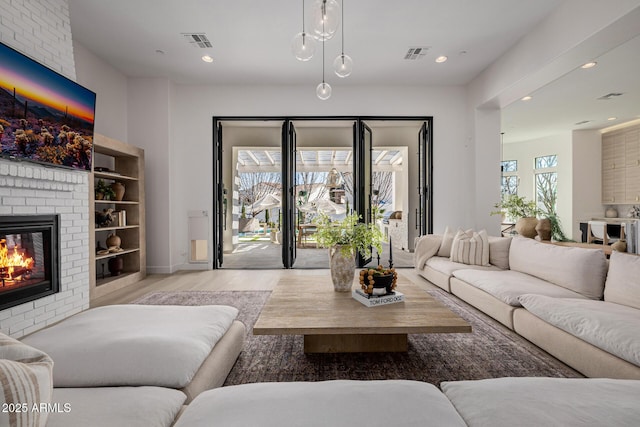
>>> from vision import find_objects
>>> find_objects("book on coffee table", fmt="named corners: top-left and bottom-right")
top-left (352, 289), bottom-right (405, 307)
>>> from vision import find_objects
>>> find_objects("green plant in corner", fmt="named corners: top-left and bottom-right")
top-left (314, 213), bottom-right (385, 259)
top-left (491, 194), bottom-right (540, 222)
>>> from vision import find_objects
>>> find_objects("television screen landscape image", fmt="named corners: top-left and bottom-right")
top-left (0, 42), bottom-right (96, 171)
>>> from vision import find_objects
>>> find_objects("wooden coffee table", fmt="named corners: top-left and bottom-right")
top-left (253, 275), bottom-right (471, 353)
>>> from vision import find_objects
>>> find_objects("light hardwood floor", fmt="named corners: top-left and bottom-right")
top-left (90, 268), bottom-right (435, 308)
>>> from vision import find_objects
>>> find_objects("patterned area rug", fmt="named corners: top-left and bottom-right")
top-left (132, 288), bottom-right (582, 386)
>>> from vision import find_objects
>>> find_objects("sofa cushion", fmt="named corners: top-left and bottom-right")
top-left (519, 294), bottom-right (640, 366)
top-left (452, 269), bottom-right (587, 306)
top-left (450, 229), bottom-right (489, 266)
top-left (175, 380), bottom-right (467, 427)
top-left (46, 387), bottom-right (186, 427)
top-left (509, 237), bottom-right (607, 299)
top-left (441, 377), bottom-right (640, 427)
top-left (1, 332), bottom-right (54, 427)
top-left (426, 256), bottom-right (500, 276)
top-left (488, 236), bottom-right (511, 269)
top-left (22, 304), bottom-right (238, 388)
top-left (604, 251), bottom-right (640, 310)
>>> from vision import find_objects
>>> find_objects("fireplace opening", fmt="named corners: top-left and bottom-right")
top-left (0, 215), bottom-right (60, 311)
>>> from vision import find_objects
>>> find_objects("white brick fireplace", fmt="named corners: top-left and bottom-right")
top-left (0, 0), bottom-right (90, 337)
top-left (0, 161), bottom-right (90, 337)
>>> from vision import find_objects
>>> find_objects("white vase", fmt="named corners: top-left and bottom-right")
top-left (329, 245), bottom-right (355, 292)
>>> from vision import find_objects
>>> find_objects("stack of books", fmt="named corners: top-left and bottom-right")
top-left (352, 289), bottom-right (405, 307)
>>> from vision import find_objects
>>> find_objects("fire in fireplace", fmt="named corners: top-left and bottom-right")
top-left (0, 215), bottom-right (59, 311)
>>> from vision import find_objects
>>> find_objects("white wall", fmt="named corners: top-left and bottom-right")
top-left (502, 133), bottom-right (573, 238)
top-left (127, 78), bottom-right (173, 273)
top-left (73, 41), bottom-right (128, 142)
top-left (150, 84), bottom-right (470, 271)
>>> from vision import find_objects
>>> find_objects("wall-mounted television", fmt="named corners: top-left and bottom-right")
top-left (0, 41), bottom-right (96, 171)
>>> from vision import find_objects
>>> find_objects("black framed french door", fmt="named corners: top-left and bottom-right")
top-left (282, 120), bottom-right (297, 268)
top-left (417, 121), bottom-right (433, 236)
top-left (355, 120), bottom-right (373, 267)
top-left (213, 120), bottom-right (224, 268)
top-left (212, 116), bottom-right (432, 269)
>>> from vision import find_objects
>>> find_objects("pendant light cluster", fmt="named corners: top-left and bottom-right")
top-left (291, 0), bottom-right (352, 100)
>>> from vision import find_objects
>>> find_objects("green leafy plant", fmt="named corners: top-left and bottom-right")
top-left (491, 194), bottom-right (540, 221)
top-left (314, 213), bottom-right (385, 258)
top-left (95, 179), bottom-right (115, 200)
top-left (240, 202), bottom-right (247, 219)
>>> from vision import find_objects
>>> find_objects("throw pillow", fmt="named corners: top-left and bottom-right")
top-left (450, 229), bottom-right (490, 266)
top-left (437, 227), bottom-right (473, 258)
top-left (488, 236), bottom-right (512, 270)
top-left (1, 332), bottom-right (54, 427)
top-left (436, 226), bottom-right (455, 257)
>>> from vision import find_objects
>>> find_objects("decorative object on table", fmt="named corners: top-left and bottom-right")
top-left (352, 289), bottom-right (404, 307)
top-left (95, 179), bottom-right (115, 201)
top-left (315, 212), bottom-right (385, 292)
top-left (491, 195), bottom-right (540, 238)
top-left (605, 206), bottom-right (619, 218)
top-left (628, 205), bottom-right (640, 219)
top-left (108, 257), bottom-right (124, 276)
top-left (95, 208), bottom-right (115, 227)
top-left (111, 181), bottom-right (125, 201)
top-left (358, 265), bottom-right (397, 296)
top-left (535, 218), bottom-right (552, 241)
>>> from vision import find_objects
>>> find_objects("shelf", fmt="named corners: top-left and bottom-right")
top-left (95, 225), bottom-right (139, 232)
top-left (95, 200), bottom-right (139, 205)
top-left (95, 248), bottom-right (140, 261)
top-left (90, 133), bottom-right (145, 301)
top-left (94, 171), bottom-right (138, 181)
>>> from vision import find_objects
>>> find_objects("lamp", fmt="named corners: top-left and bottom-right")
top-left (316, 18), bottom-right (332, 100)
top-left (312, 0), bottom-right (340, 41)
top-left (291, 0), bottom-right (316, 61)
top-left (333, 0), bottom-right (352, 77)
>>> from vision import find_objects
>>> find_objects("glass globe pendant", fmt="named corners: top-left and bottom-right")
top-left (316, 81), bottom-right (332, 100)
top-left (312, 0), bottom-right (340, 40)
top-left (333, 53), bottom-right (352, 78)
top-left (291, 32), bottom-right (316, 61)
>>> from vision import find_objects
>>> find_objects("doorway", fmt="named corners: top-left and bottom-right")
top-left (213, 117), bottom-right (432, 269)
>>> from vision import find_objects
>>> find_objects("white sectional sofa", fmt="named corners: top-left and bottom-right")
top-left (415, 231), bottom-right (640, 379)
top-left (175, 378), bottom-right (640, 427)
top-left (11, 304), bottom-right (246, 427)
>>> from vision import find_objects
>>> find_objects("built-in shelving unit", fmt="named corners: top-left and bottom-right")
top-left (90, 134), bottom-right (146, 300)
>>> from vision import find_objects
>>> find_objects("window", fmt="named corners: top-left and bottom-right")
top-left (500, 160), bottom-right (518, 196)
top-left (534, 155), bottom-right (557, 215)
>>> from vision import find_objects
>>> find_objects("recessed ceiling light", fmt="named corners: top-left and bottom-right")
top-left (521, 96), bottom-right (532, 101)
top-left (607, 117), bottom-right (617, 121)
top-left (435, 55), bottom-right (448, 63)
top-left (201, 55), bottom-right (213, 63)
top-left (581, 61), bottom-right (597, 69)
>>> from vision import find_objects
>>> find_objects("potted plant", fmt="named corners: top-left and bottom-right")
top-left (491, 194), bottom-right (540, 238)
top-left (95, 179), bottom-right (115, 201)
top-left (315, 213), bottom-right (385, 292)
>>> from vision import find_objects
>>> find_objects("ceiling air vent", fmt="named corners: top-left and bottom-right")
top-left (182, 33), bottom-right (212, 48)
top-left (404, 46), bottom-right (430, 60)
top-left (597, 92), bottom-right (624, 100)
top-left (575, 120), bottom-right (592, 125)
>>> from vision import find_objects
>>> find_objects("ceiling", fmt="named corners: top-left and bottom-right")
top-left (502, 33), bottom-right (640, 143)
top-left (67, 0), bottom-right (640, 142)
top-left (67, 0), bottom-right (561, 86)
